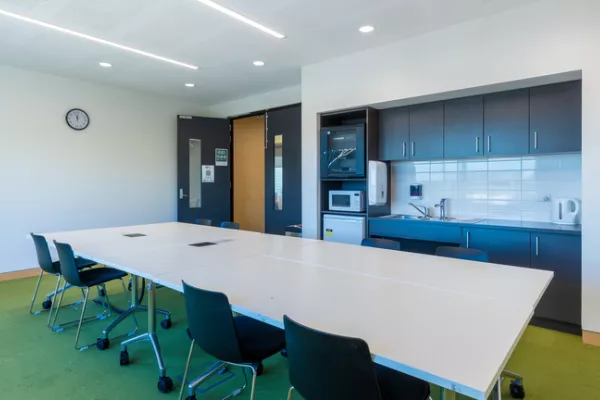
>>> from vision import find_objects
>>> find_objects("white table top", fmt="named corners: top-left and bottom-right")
top-left (42, 222), bottom-right (553, 400)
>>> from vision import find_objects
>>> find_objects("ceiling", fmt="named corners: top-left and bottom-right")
top-left (0, 0), bottom-right (536, 106)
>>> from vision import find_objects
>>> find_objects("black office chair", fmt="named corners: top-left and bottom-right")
top-left (283, 315), bottom-right (431, 400)
top-left (195, 218), bottom-right (212, 226)
top-left (361, 237), bottom-right (401, 251)
top-left (435, 246), bottom-right (489, 262)
top-left (52, 241), bottom-right (128, 350)
top-left (180, 281), bottom-right (285, 400)
top-left (29, 233), bottom-right (96, 326)
top-left (220, 221), bottom-right (240, 230)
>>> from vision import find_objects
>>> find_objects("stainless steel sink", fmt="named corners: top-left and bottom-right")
top-left (381, 215), bottom-right (483, 223)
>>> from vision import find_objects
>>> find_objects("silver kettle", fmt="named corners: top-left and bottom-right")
top-left (552, 198), bottom-right (580, 225)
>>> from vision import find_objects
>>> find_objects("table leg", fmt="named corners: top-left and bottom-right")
top-left (440, 388), bottom-right (457, 400)
top-left (119, 280), bottom-right (173, 393)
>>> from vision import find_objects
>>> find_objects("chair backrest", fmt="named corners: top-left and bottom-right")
top-left (182, 281), bottom-right (243, 363)
top-left (195, 218), bottom-right (212, 226)
top-left (361, 237), bottom-right (401, 251)
top-left (31, 233), bottom-right (58, 274)
top-left (283, 315), bottom-right (382, 400)
top-left (54, 241), bottom-right (84, 287)
top-left (435, 246), bottom-right (489, 262)
top-left (220, 221), bottom-right (240, 230)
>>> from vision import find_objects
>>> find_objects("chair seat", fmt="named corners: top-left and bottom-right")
top-left (78, 267), bottom-right (127, 288)
top-left (374, 363), bottom-right (431, 400)
top-left (233, 316), bottom-right (285, 362)
top-left (47, 258), bottom-right (96, 274)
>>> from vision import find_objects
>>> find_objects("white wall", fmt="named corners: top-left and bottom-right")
top-left (0, 66), bottom-right (205, 273)
top-left (208, 85), bottom-right (301, 118)
top-left (391, 154), bottom-right (582, 223)
top-left (301, 0), bottom-right (600, 332)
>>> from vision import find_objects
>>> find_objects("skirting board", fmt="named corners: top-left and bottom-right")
top-left (583, 330), bottom-right (600, 346)
top-left (0, 268), bottom-right (39, 282)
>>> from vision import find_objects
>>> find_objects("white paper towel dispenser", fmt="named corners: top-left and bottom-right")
top-left (368, 161), bottom-right (387, 206)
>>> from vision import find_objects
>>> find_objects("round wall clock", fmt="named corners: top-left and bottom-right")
top-left (65, 108), bottom-right (90, 131)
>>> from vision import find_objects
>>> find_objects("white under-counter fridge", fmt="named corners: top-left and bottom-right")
top-left (322, 214), bottom-right (366, 245)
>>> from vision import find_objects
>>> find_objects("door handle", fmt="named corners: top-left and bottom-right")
top-left (475, 137), bottom-right (479, 153)
top-left (466, 231), bottom-right (470, 248)
top-left (411, 142), bottom-right (415, 156)
top-left (402, 142), bottom-right (406, 158)
top-left (534, 131), bottom-right (538, 149)
top-left (535, 237), bottom-right (539, 256)
top-left (487, 136), bottom-right (491, 153)
top-left (179, 188), bottom-right (188, 199)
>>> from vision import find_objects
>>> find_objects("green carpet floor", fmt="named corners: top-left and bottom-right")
top-left (1, 274), bottom-right (599, 400)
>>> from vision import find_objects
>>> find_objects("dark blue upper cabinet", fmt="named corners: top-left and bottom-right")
top-left (409, 102), bottom-right (444, 160)
top-left (444, 96), bottom-right (484, 159)
top-left (530, 80), bottom-right (582, 154)
top-left (379, 107), bottom-right (409, 161)
top-left (484, 89), bottom-right (530, 156)
top-left (462, 228), bottom-right (530, 267)
top-left (530, 233), bottom-right (581, 325)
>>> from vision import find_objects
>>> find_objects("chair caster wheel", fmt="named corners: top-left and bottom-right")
top-left (96, 338), bottom-right (110, 351)
top-left (253, 362), bottom-right (264, 376)
top-left (157, 376), bottom-right (173, 393)
top-left (99, 288), bottom-right (106, 297)
top-left (42, 300), bottom-right (52, 310)
top-left (280, 348), bottom-right (288, 358)
top-left (160, 319), bottom-right (172, 330)
top-left (119, 350), bottom-right (130, 366)
top-left (510, 381), bottom-right (525, 399)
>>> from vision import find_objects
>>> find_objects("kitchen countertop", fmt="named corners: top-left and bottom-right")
top-left (371, 215), bottom-right (581, 235)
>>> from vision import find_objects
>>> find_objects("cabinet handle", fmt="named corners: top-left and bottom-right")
top-left (475, 137), bottom-right (480, 153)
top-left (402, 142), bottom-right (406, 158)
top-left (466, 231), bottom-right (470, 248)
top-left (487, 136), bottom-right (491, 153)
top-left (411, 142), bottom-right (415, 156)
top-left (535, 237), bottom-right (539, 256)
top-left (534, 131), bottom-right (538, 149)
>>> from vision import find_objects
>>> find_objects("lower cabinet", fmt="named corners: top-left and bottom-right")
top-left (462, 227), bottom-right (530, 267)
top-left (530, 233), bottom-right (582, 326)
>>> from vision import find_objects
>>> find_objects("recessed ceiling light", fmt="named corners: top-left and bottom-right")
top-left (253, 61), bottom-right (265, 67)
top-left (359, 25), bottom-right (375, 33)
top-left (185, 83), bottom-right (196, 88)
top-left (195, 0), bottom-right (285, 39)
top-left (0, 9), bottom-right (199, 70)
top-left (98, 62), bottom-right (112, 68)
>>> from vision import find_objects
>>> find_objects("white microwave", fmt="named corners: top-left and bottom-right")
top-left (329, 190), bottom-right (365, 212)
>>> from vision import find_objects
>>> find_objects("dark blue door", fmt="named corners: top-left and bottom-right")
top-left (409, 102), bottom-right (444, 160)
top-left (463, 228), bottom-right (530, 267)
top-left (177, 116), bottom-right (231, 225)
top-left (484, 89), bottom-right (530, 156)
top-left (444, 96), bottom-right (484, 159)
top-left (265, 105), bottom-right (302, 235)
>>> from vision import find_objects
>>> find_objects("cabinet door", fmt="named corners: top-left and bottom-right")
top-left (530, 233), bottom-right (581, 325)
top-left (409, 102), bottom-right (444, 160)
top-left (444, 96), bottom-right (484, 159)
top-left (530, 81), bottom-right (581, 154)
top-left (379, 108), bottom-right (409, 161)
top-left (484, 89), bottom-right (530, 156)
top-left (463, 228), bottom-right (530, 267)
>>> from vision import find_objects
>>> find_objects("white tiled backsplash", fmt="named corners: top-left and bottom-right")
top-left (390, 154), bottom-right (582, 223)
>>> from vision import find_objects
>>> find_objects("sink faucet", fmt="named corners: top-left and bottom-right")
top-left (435, 198), bottom-right (448, 220)
top-left (409, 203), bottom-right (429, 218)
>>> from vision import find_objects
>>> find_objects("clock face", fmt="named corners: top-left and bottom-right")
top-left (66, 108), bottom-right (90, 130)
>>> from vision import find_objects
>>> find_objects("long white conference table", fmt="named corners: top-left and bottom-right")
top-left (43, 222), bottom-right (553, 400)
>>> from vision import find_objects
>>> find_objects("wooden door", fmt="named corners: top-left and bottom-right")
top-left (233, 115), bottom-right (265, 232)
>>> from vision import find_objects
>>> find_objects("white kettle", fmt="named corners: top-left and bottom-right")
top-left (552, 198), bottom-right (580, 225)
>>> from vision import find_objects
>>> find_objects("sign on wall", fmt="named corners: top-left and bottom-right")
top-left (215, 148), bottom-right (228, 166)
top-left (201, 165), bottom-right (215, 183)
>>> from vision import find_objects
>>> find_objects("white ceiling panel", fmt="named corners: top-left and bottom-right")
top-left (0, 0), bottom-right (538, 106)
